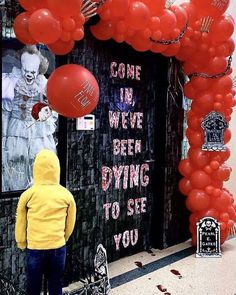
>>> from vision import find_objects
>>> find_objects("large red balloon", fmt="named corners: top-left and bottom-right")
top-left (47, 64), bottom-right (99, 118)
top-left (13, 12), bottom-right (37, 45)
top-left (29, 9), bottom-right (61, 44)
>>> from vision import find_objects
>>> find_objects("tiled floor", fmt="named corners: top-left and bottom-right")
top-left (108, 237), bottom-right (236, 295)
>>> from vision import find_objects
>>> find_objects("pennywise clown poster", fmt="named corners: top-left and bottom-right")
top-left (2, 41), bottom-right (58, 192)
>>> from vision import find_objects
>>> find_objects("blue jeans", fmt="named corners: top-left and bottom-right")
top-left (26, 245), bottom-right (66, 295)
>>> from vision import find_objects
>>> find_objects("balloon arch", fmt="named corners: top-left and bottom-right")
top-left (13, 0), bottom-right (236, 245)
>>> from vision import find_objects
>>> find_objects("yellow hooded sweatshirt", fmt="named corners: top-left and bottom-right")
top-left (15, 149), bottom-right (76, 250)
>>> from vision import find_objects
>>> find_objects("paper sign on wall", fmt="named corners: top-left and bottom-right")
top-left (76, 114), bottom-right (95, 131)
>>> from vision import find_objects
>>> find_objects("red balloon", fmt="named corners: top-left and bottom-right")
top-left (13, 12), bottom-right (37, 45)
top-left (213, 191), bottom-right (232, 211)
top-left (187, 189), bottom-right (210, 211)
top-left (187, 114), bottom-right (201, 130)
top-left (208, 56), bottom-right (228, 74)
top-left (184, 82), bottom-right (196, 99)
top-left (110, 0), bottom-right (130, 19)
top-left (72, 28), bottom-right (85, 41)
top-left (189, 212), bottom-right (201, 226)
top-left (210, 15), bottom-right (234, 43)
top-left (179, 178), bottom-right (192, 196)
top-left (227, 206), bottom-right (236, 221)
top-left (188, 147), bottom-right (209, 168)
top-left (195, 92), bottom-right (214, 112)
top-left (161, 42), bottom-right (180, 57)
top-left (191, 77), bottom-right (211, 92)
top-left (190, 170), bottom-right (211, 189)
top-left (130, 33), bottom-right (152, 52)
top-left (203, 165), bottom-right (212, 174)
top-left (178, 159), bottom-right (193, 177)
top-left (126, 1), bottom-right (150, 30)
top-left (47, 39), bottom-right (75, 55)
top-left (29, 9), bottom-right (61, 44)
top-left (60, 31), bottom-right (71, 42)
top-left (159, 9), bottom-right (177, 35)
top-left (170, 5), bottom-right (188, 29)
top-left (142, 0), bottom-right (165, 15)
top-left (47, 64), bottom-right (99, 118)
top-left (224, 128), bottom-right (231, 144)
top-left (90, 20), bottom-right (114, 41)
top-left (203, 208), bottom-right (220, 220)
top-left (62, 18), bottom-right (76, 32)
top-left (180, 2), bottom-right (198, 26)
top-left (214, 75), bottom-right (233, 94)
top-left (187, 129), bottom-right (204, 147)
top-left (19, 0), bottom-right (48, 12)
top-left (209, 147), bottom-right (231, 163)
top-left (205, 185), bottom-right (214, 195)
top-left (190, 0), bottom-right (229, 18)
top-left (220, 212), bottom-right (229, 223)
top-left (212, 164), bottom-right (231, 182)
top-left (210, 160), bottom-right (220, 170)
top-left (47, 0), bottom-right (82, 17)
top-left (224, 38), bottom-right (235, 57)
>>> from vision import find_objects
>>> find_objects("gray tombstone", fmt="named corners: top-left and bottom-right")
top-left (201, 111), bottom-right (228, 151)
top-left (196, 217), bottom-right (221, 258)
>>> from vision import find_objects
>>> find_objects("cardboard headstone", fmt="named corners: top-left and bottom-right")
top-left (196, 217), bottom-right (221, 258)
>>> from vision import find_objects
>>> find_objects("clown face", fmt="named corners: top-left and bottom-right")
top-left (21, 52), bottom-right (40, 85)
top-left (38, 106), bottom-right (52, 121)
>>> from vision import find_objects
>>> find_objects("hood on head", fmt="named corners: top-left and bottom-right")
top-left (33, 149), bottom-right (60, 185)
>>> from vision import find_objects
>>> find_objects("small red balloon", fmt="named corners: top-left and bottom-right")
top-left (47, 39), bottom-right (75, 55)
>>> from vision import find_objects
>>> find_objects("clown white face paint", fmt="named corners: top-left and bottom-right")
top-left (38, 106), bottom-right (52, 121)
top-left (21, 52), bottom-right (40, 85)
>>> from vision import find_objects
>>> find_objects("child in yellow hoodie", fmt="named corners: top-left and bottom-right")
top-left (15, 149), bottom-right (76, 295)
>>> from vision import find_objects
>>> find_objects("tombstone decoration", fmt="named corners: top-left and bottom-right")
top-left (201, 111), bottom-right (228, 151)
top-left (63, 244), bottom-right (110, 295)
top-left (196, 217), bottom-right (221, 258)
top-left (94, 244), bottom-right (111, 294)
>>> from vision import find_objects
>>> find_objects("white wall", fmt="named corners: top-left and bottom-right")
top-left (174, 0), bottom-right (236, 196)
